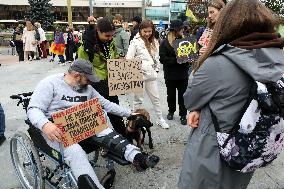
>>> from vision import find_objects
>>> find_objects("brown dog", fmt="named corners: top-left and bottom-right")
top-left (126, 109), bottom-right (153, 150)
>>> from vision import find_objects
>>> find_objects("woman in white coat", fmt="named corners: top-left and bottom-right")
top-left (23, 21), bottom-right (37, 61)
top-left (126, 19), bottom-right (169, 129)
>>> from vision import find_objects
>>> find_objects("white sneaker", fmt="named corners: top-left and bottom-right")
top-left (157, 118), bottom-right (169, 129)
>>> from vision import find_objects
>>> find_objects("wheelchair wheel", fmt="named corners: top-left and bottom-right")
top-left (101, 169), bottom-right (116, 189)
top-left (10, 132), bottom-right (44, 189)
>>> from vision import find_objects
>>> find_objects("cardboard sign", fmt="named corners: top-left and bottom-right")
top-left (52, 98), bottom-right (108, 148)
top-left (107, 59), bottom-right (143, 96)
top-left (198, 28), bottom-right (213, 49)
top-left (173, 36), bottom-right (199, 64)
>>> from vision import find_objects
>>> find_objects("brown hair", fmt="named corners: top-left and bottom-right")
top-left (139, 19), bottom-right (157, 54)
top-left (26, 21), bottom-right (34, 31)
top-left (193, 0), bottom-right (279, 73)
top-left (207, 0), bottom-right (226, 29)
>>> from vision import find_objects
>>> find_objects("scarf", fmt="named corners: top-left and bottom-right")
top-left (230, 32), bottom-right (284, 50)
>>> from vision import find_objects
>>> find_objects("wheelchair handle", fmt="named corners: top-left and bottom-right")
top-left (10, 95), bottom-right (22, 100)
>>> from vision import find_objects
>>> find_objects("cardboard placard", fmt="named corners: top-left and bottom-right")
top-left (107, 59), bottom-right (143, 96)
top-left (52, 98), bottom-right (108, 148)
top-left (198, 28), bottom-right (213, 48)
top-left (173, 36), bottom-right (199, 64)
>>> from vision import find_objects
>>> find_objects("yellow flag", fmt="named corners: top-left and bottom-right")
top-left (186, 6), bottom-right (198, 22)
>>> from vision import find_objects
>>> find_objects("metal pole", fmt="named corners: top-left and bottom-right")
top-left (67, 0), bottom-right (72, 26)
top-left (142, 0), bottom-right (145, 19)
top-left (89, 0), bottom-right (93, 16)
top-left (169, 0), bottom-right (172, 22)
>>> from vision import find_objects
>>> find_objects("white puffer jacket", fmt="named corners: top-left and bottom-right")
top-left (126, 33), bottom-right (160, 81)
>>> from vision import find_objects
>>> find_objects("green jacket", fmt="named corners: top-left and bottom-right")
top-left (78, 41), bottom-right (119, 80)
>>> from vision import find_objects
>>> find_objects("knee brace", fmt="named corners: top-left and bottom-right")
top-left (92, 131), bottom-right (131, 160)
top-left (78, 174), bottom-right (99, 189)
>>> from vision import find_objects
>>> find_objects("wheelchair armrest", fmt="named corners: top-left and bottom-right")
top-left (27, 124), bottom-right (63, 164)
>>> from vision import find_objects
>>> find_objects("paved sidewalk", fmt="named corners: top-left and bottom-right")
top-left (0, 59), bottom-right (283, 189)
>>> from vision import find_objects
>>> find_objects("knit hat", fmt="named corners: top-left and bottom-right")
top-left (169, 20), bottom-right (184, 31)
top-left (131, 16), bottom-right (142, 23)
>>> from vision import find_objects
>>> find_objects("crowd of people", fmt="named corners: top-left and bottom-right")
top-left (2, 0), bottom-right (284, 188)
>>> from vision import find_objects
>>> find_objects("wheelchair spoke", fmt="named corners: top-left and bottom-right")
top-left (10, 132), bottom-right (44, 189)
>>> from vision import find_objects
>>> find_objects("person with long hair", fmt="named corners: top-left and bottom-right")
top-left (126, 19), bottom-right (170, 129)
top-left (23, 21), bottom-right (37, 61)
top-left (179, 0), bottom-right (284, 188)
top-left (199, 0), bottom-right (226, 54)
top-left (78, 18), bottom-right (127, 136)
top-left (159, 20), bottom-right (190, 125)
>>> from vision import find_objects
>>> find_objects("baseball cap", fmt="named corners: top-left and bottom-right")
top-left (69, 59), bottom-right (100, 82)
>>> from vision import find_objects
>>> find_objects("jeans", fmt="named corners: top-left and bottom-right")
top-left (0, 104), bottom-right (5, 136)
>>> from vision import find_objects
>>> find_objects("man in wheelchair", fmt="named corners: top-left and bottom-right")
top-left (27, 59), bottom-right (159, 189)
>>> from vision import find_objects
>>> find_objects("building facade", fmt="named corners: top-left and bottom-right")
top-left (0, 0), bottom-right (142, 22)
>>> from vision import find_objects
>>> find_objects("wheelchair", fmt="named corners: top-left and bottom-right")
top-left (9, 92), bottom-right (131, 189)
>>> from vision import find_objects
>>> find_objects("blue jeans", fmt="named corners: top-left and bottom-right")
top-left (0, 104), bottom-right (5, 136)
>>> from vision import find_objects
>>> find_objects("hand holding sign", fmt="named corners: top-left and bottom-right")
top-left (173, 36), bottom-right (199, 64)
top-left (42, 122), bottom-right (63, 142)
top-left (52, 98), bottom-right (108, 147)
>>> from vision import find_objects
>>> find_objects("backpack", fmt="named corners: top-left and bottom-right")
top-left (35, 29), bottom-right (41, 41)
top-left (210, 74), bottom-right (284, 173)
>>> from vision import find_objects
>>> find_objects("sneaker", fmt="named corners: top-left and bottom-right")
top-left (180, 116), bottom-right (187, 125)
top-left (133, 153), bottom-right (160, 172)
top-left (49, 59), bottom-right (54, 62)
top-left (167, 113), bottom-right (174, 120)
top-left (0, 136), bottom-right (6, 146)
top-left (157, 118), bottom-right (169, 129)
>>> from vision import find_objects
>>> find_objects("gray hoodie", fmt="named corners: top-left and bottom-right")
top-left (27, 74), bottom-right (131, 150)
top-left (179, 45), bottom-right (284, 189)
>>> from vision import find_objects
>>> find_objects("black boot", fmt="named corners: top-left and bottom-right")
top-left (180, 116), bottom-right (187, 125)
top-left (133, 153), bottom-right (160, 172)
top-left (167, 113), bottom-right (174, 120)
top-left (78, 174), bottom-right (99, 189)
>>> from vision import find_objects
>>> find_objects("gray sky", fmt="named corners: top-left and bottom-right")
top-left (152, 0), bottom-right (169, 6)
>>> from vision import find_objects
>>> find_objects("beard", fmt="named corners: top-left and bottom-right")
top-left (73, 80), bottom-right (88, 93)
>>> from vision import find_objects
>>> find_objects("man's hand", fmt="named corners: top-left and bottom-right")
top-left (188, 111), bottom-right (200, 128)
top-left (42, 122), bottom-right (63, 142)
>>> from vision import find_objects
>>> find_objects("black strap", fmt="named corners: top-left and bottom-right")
top-left (209, 82), bottom-right (256, 147)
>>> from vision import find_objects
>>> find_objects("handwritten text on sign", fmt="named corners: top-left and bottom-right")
top-left (52, 98), bottom-right (108, 147)
top-left (107, 59), bottom-right (143, 96)
top-left (198, 28), bottom-right (213, 49)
